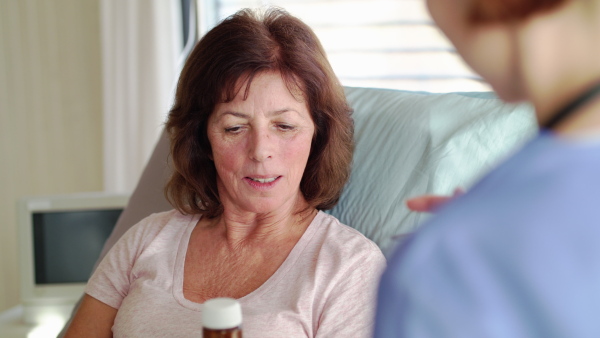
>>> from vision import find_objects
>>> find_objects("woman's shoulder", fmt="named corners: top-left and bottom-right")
top-left (312, 211), bottom-right (385, 260)
top-left (120, 209), bottom-right (198, 246)
top-left (138, 209), bottom-right (195, 226)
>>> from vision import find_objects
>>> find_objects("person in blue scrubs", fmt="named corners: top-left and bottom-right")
top-left (375, 0), bottom-right (600, 337)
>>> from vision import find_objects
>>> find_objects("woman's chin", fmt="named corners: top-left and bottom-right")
top-left (237, 195), bottom-right (306, 217)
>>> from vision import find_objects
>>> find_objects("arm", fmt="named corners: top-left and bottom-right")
top-left (63, 214), bottom-right (162, 337)
top-left (64, 294), bottom-right (117, 338)
top-left (58, 130), bottom-right (171, 338)
top-left (316, 249), bottom-right (386, 338)
top-left (406, 188), bottom-right (464, 212)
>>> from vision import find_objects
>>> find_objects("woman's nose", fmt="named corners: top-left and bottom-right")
top-left (249, 129), bottom-right (273, 162)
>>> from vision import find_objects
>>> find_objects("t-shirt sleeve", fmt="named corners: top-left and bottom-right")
top-left (316, 244), bottom-right (387, 338)
top-left (84, 214), bottom-right (163, 309)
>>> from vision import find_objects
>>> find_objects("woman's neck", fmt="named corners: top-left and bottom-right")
top-left (553, 97), bottom-right (600, 136)
top-left (211, 198), bottom-right (316, 250)
top-left (516, 0), bottom-right (600, 135)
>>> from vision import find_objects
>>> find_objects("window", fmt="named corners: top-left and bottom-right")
top-left (197, 0), bottom-right (491, 93)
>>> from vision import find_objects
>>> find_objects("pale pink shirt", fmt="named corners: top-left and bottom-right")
top-left (86, 209), bottom-right (386, 337)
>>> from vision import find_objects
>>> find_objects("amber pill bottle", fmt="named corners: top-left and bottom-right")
top-left (202, 298), bottom-right (242, 338)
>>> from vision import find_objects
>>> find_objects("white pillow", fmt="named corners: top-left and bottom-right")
top-left (327, 87), bottom-right (537, 255)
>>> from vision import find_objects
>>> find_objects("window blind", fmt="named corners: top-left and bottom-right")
top-left (199, 0), bottom-right (491, 93)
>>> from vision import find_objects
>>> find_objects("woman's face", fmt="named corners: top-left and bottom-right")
top-left (207, 72), bottom-right (315, 216)
top-left (426, 0), bottom-right (525, 102)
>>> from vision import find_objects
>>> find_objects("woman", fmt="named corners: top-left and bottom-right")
top-left (376, 0), bottom-right (600, 337)
top-left (66, 8), bottom-right (385, 337)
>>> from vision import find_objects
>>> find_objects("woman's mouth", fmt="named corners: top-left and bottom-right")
top-left (249, 177), bottom-right (278, 183)
top-left (245, 176), bottom-right (281, 189)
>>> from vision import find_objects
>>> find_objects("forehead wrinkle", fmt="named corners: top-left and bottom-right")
top-left (213, 111), bottom-right (250, 122)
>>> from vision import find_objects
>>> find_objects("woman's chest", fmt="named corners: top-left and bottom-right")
top-left (116, 275), bottom-right (316, 337)
top-left (182, 243), bottom-right (290, 302)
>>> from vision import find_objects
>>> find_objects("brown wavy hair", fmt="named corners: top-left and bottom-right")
top-left (469, 0), bottom-right (569, 23)
top-left (165, 8), bottom-right (353, 218)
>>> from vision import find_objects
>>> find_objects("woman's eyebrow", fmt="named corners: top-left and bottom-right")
top-left (216, 108), bottom-right (300, 120)
top-left (216, 111), bottom-right (250, 120)
top-left (269, 108), bottom-right (295, 116)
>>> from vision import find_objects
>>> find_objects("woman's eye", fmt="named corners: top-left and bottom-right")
top-left (224, 126), bottom-right (243, 133)
top-left (277, 124), bottom-right (295, 131)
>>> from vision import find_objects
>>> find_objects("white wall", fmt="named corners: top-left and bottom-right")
top-left (0, 0), bottom-right (103, 312)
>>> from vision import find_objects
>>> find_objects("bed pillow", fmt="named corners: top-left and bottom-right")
top-left (327, 87), bottom-right (537, 255)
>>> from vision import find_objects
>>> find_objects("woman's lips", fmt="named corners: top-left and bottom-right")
top-left (249, 177), bottom-right (278, 183)
top-left (244, 176), bottom-right (281, 189)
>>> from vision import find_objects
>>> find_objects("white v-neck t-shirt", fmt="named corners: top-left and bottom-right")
top-left (86, 209), bottom-right (386, 337)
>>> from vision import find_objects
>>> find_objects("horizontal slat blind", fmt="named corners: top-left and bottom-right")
top-left (202, 0), bottom-right (491, 92)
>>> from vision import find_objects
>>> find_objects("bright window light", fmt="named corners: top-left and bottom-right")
top-left (201, 0), bottom-right (491, 93)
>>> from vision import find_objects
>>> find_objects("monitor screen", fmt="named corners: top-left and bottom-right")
top-left (32, 209), bottom-right (122, 284)
top-left (18, 192), bottom-right (129, 326)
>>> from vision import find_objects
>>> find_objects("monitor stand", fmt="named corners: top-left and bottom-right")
top-left (22, 300), bottom-right (76, 326)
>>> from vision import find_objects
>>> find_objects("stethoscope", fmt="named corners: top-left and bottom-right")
top-left (543, 81), bottom-right (600, 130)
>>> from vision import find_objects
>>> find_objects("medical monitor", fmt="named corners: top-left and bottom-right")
top-left (17, 192), bottom-right (129, 325)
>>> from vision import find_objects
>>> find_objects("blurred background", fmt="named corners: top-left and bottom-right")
top-left (0, 0), bottom-right (489, 317)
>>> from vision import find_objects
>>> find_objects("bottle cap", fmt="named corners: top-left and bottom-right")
top-left (203, 298), bottom-right (242, 330)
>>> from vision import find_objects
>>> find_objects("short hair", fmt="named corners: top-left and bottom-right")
top-left (165, 8), bottom-right (353, 218)
top-left (469, 0), bottom-right (569, 23)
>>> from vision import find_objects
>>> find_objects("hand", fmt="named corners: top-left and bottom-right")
top-left (406, 188), bottom-right (464, 213)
